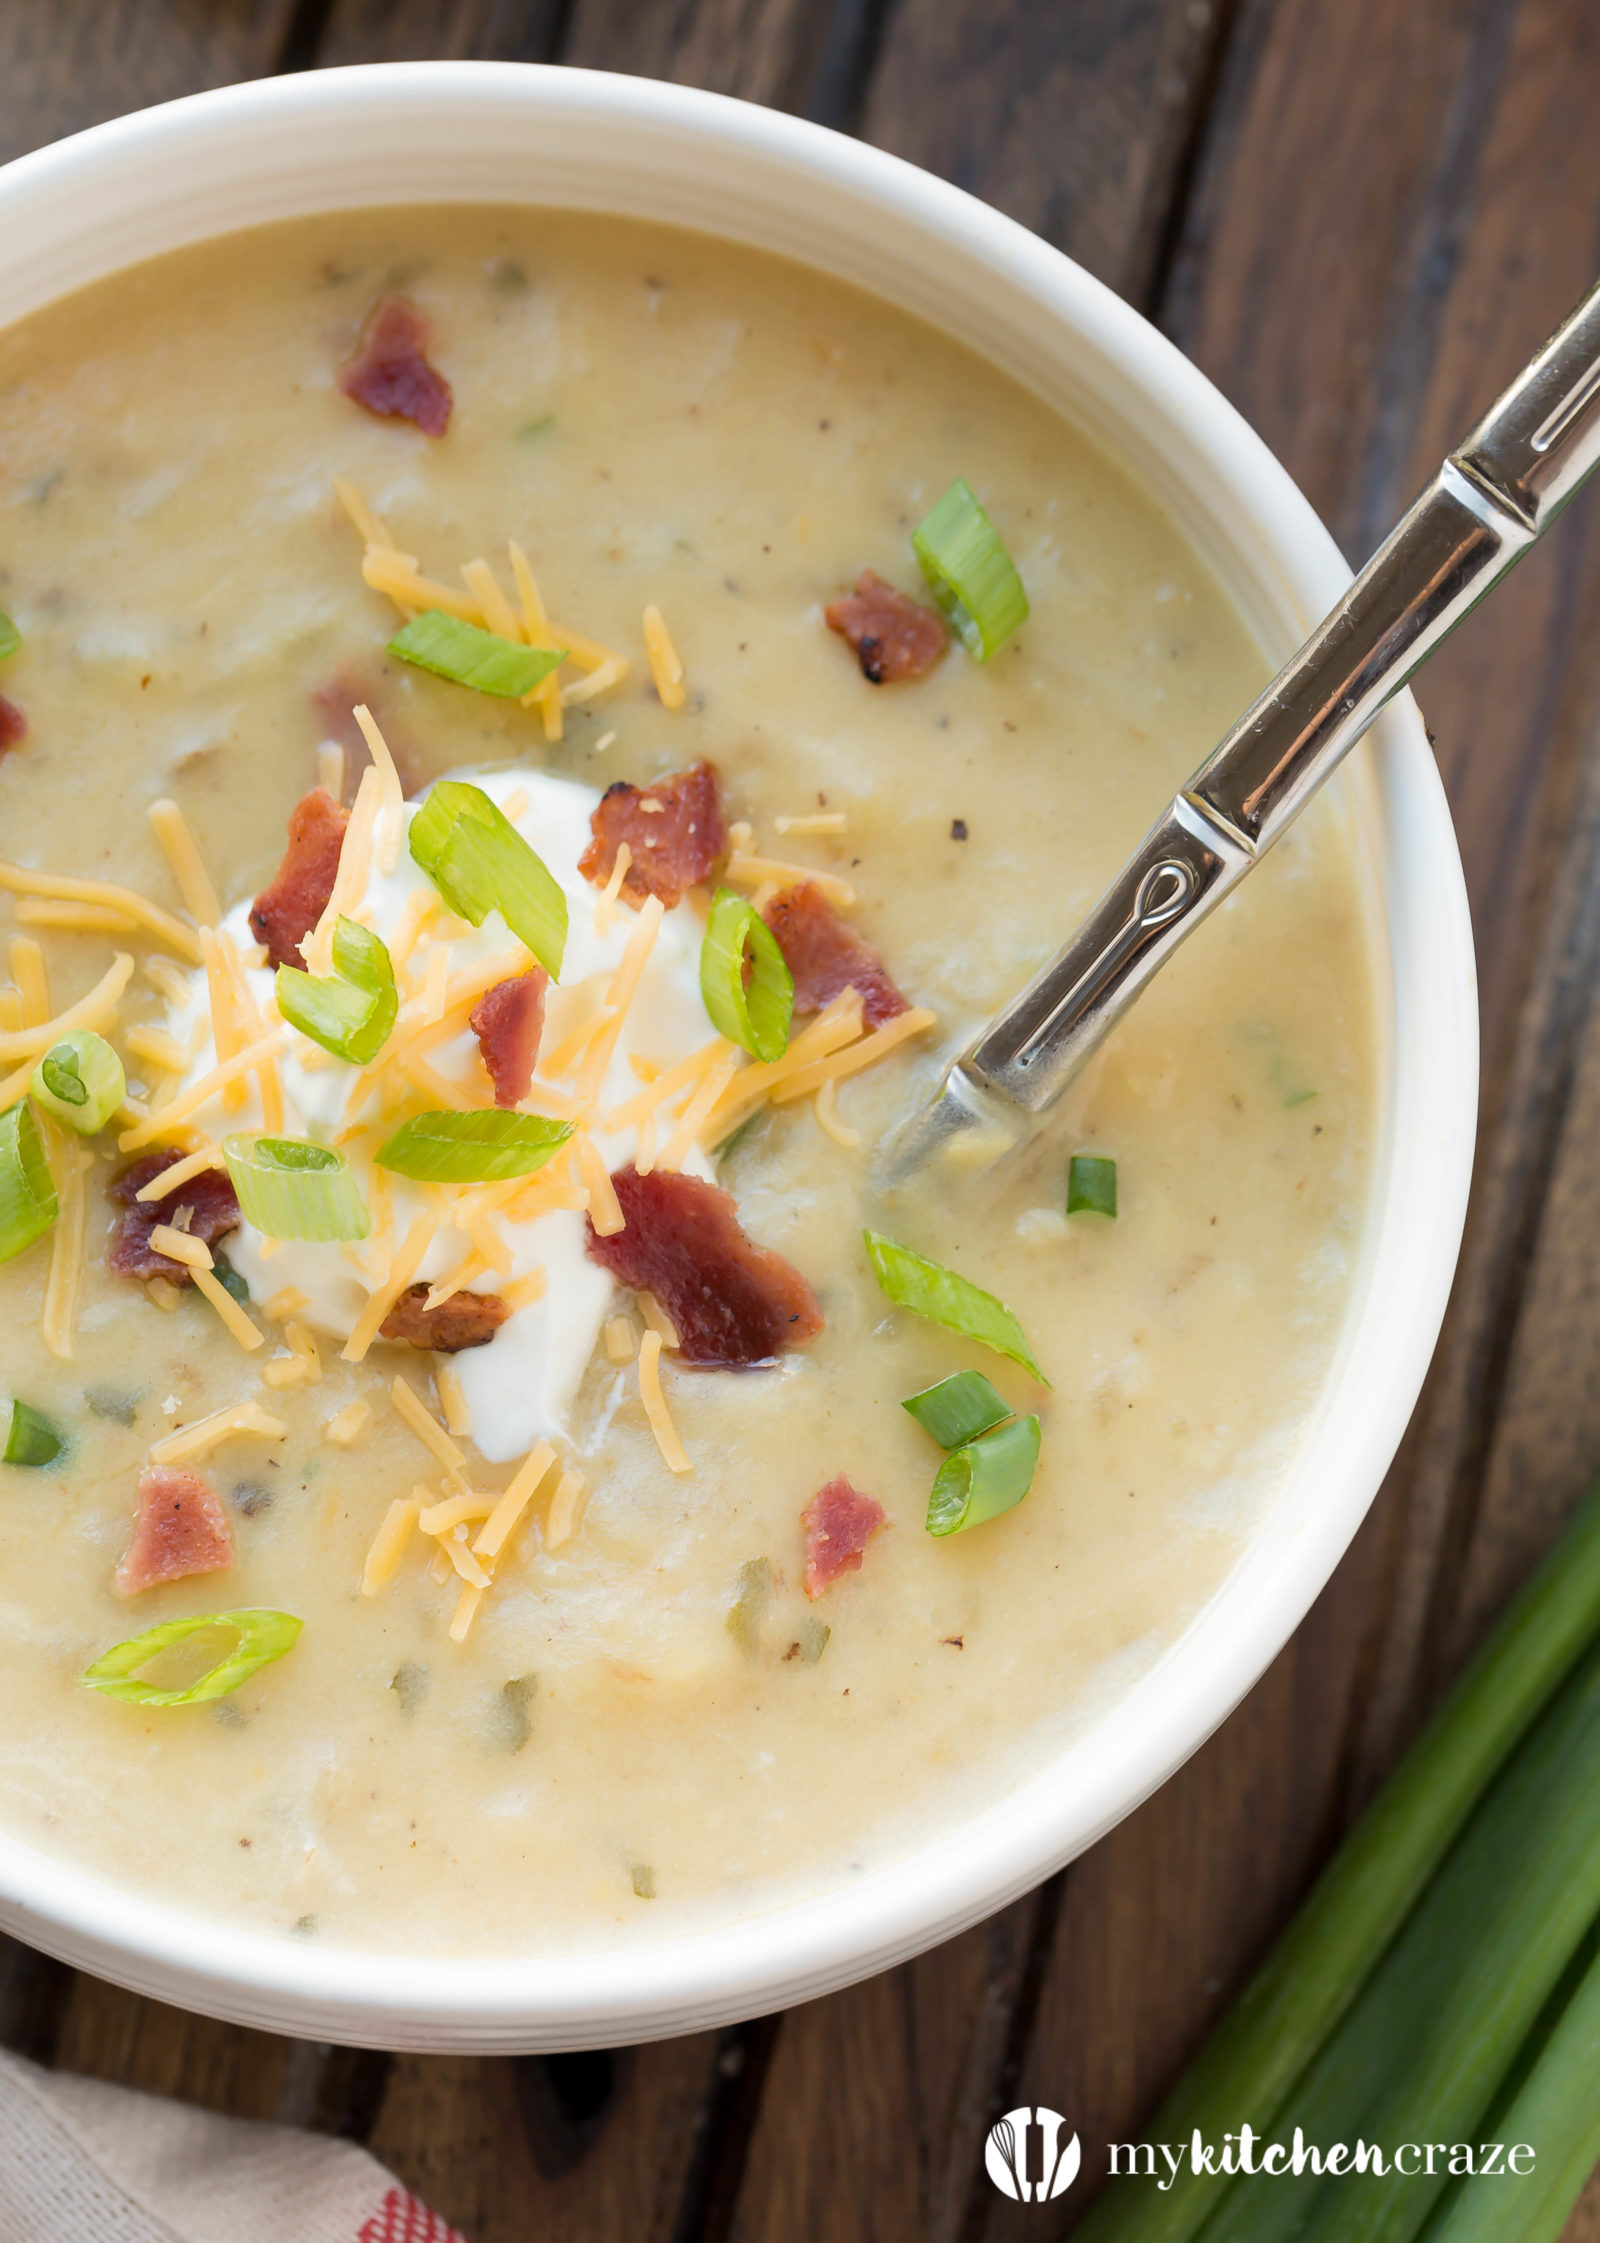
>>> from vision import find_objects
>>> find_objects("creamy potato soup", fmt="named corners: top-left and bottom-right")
top-left (0, 209), bottom-right (1375, 1951)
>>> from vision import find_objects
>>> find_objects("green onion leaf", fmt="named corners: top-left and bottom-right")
top-left (212, 1257), bottom-right (250, 1305)
top-left (389, 612), bottom-right (564, 700)
top-left (863, 1229), bottom-right (1048, 1382)
top-left (222, 1134), bottom-right (370, 1242)
top-left (1067, 1152), bottom-right (1117, 1218)
top-left (375, 1108), bottom-right (573, 1183)
top-left (409, 780), bottom-right (568, 980)
top-left (4, 1399), bottom-right (62, 1467)
top-left (912, 478), bottom-right (1029, 660)
top-left (926, 1415), bottom-right (1040, 1537)
top-left (0, 612), bottom-right (19, 663)
top-left (902, 1369), bottom-right (1011, 1449)
top-left (276, 915), bottom-right (398, 1065)
top-left (0, 1103), bottom-right (58, 1264)
top-left (30, 1030), bottom-right (126, 1134)
top-left (80, 1608), bottom-right (303, 1708)
top-left (699, 887), bottom-right (794, 1063)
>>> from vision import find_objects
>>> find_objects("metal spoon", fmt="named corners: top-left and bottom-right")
top-left (882, 276), bottom-right (1600, 1185)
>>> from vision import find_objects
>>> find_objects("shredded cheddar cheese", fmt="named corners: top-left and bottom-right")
top-left (637, 1292), bottom-right (680, 1350)
top-left (604, 1314), bottom-right (636, 1363)
top-left (343, 1215), bottom-right (434, 1364)
top-left (638, 1328), bottom-right (690, 1473)
top-left (389, 1372), bottom-right (466, 1473)
top-left (642, 603), bottom-right (687, 709)
top-left (135, 1146), bottom-right (226, 1203)
top-left (0, 951), bottom-right (135, 1067)
top-left (149, 1400), bottom-right (285, 1466)
top-left (148, 1223), bottom-right (212, 1270)
top-left (473, 1439), bottom-right (555, 1560)
top-left (814, 1076), bottom-right (861, 1147)
top-left (325, 1399), bottom-right (373, 1449)
top-left (117, 1025), bottom-right (291, 1152)
top-left (192, 1266), bottom-right (267, 1352)
top-left (0, 866), bottom-right (200, 961)
top-left (361, 1498), bottom-right (418, 1595)
top-left (42, 1139), bottom-right (90, 1360)
top-left (767, 1005), bottom-right (937, 1104)
top-left (578, 1134), bottom-right (624, 1236)
top-left (435, 1363), bottom-right (472, 1438)
top-left (352, 705), bottom-right (405, 876)
top-left (147, 800), bottom-right (222, 930)
top-left (724, 848), bottom-right (856, 910)
top-left (774, 812), bottom-right (848, 836)
top-left (13, 899), bottom-right (139, 935)
top-left (449, 1583), bottom-right (484, 1643)
top-left (544, 1469), bottom-right (586, 1549)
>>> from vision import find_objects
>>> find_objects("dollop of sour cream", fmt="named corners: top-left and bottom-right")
top-left (163, 766), bottom-right (714, 1460)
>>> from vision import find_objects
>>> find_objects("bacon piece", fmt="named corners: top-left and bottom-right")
top-left (824, 569), bottom-right (946, 683)
top-left (0, 695), bottom-right (26, 753)
top-left (585, 1165), bottom-right (823, 1368)
top-left (380, 1283), bottom-right (511, 1353)
top-left (577, 760), bottom-right (727, 909)
top-left (107, 1152), bottom-right (241, 1283)
top-left (114, 1467), bottom-right (235, 1597)
top-left (338, 294), bottom-right (452, 438)
top-left (471, 970), bottom-right (548, 1107)
top-left (763, 882), bottom-right (909, 1031)
top-left (802, 1476), bottom-right (887, 1598)
top-left (248, 786), bottom-right (349, 970)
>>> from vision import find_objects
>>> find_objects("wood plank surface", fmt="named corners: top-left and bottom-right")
top-left (6, 4), bottom-right (1600, 2241)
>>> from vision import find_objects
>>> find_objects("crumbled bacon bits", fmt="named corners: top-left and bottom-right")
top-left (114, 1467), bottom-right (235, 1596)
top-left (337, 294), bottom-right (453, 438)
top-left (585, 1165), bottom-right (823, 1368)
top-left (763, 881), bottom-right (910, 1031)
top-left (380, 1283), bottom-right (510, 1353)
top-left (108, 1153), bottom-right (241, 1283)
top-left (248, 786), bottom-right (349, 970)
top-left (0, 695), bottom-right (26, 753)
top-left (802, 1476), bottom-right (887, 1598)
top-left (824, 569), bottom-right (946, 683)
top-left (577, 759), bottom-right (727, 909)
top-left (471, 969), bottom-right (547, 1107)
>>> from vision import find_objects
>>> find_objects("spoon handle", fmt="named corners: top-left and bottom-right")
top-left (888, 275), bottom-right (1600, 1179)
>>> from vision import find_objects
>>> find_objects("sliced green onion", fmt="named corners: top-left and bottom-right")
top-left (375, 1108), bottom-right (573, 1183)
top-left (912, 477), bottom-right (1029, 660)
top-left (699, 887), bottom-right (794, 1063)
top-left (409, 780), bottom-right (567, 980)
top-left (1067, 1152), bottom-right (1117, 1218)
top-left (926, 1415), bottom-right (1040, 1537)
top-left (30, 1030), bottom-right (126, 1134)
top-left (389, 611), bottom-right (564, 699)
top-left (276, 915), bottom-right (397, 1065)
top-left (726, 1556), bottom-right (773, 1656)
top-left (0, 612), bottom-right (19, 663)
top-left (4, 1400), bottom-right (62, 1467)
top-left (863, 1229), bottom-right (1047, 1382)
top-left (1074, 1482), bottom-right (1600, 2243)
top-left (902, 1369), bottom-right (1011, 1449)
top-left (0, 1102), bottom-right (58, 1264)
top-left (212, 1257), bottom-right (250, 1305)
top-left (80, 1608), bottom-right (303, 1708)
top-left (222, 1134), bottom-right (370, 1242)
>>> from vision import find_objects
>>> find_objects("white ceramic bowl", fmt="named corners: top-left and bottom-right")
top-left (0, 62), bottom-right (1476, 2051)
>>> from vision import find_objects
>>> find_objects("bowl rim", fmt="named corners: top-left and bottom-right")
top-left (0, 59), bottom-right (1477, 2051)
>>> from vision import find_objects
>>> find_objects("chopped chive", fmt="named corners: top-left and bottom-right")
top-left (863, 1229), bottom-right (1048, 1382)
top-left (726, 1556), bottom-right (773, 1656)
top-left (31, 1029), bottom-right (125, 1134)
top-left (276, 915), bottom-right (398, 1065)
top-left (902, 1369), bottom-right (1010, 1449)
top-left (1067, 1153), bottom-right (1117, 1218)
top-left (375, 1107), bottom-right (573, 1184)
top-left (631, 1863), bottom-right (657, 1900)
top-left (0, 613), bottom-right (18, 663)
top-left (0, 1102), bottom-right (58, 1264)
top-left (792, 1616), bottom-right (830, 1665)
top-left (409, 779), bottom-right (568, 980)
top-left (4, 1399), bottom-right (62, 1467)
top-left (516, 413), bottom-right (555, 439)
top-left (212, 1258), bottom-right (250, 1306)
top-left (699, 887), bottom-right (794, 1063)
top-left (714, 1111), bottom-right (765, 1164)
top-left (389, 611), bottom-right (564, 700)
top-left (80, 1608), bottom-right (303, 1707)
top-left (912, 478), bottom-right (1029, 660)
top-left (926, 1415), bottom-right (1041, 1537)
top-left (222, 1134), bottom-right (370, 1243)
top-left (1073, 1482), bottom-right (1600, 2243)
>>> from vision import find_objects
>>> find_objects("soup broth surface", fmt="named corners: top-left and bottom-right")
top-left (0, 208), bottom-right (1376, 1950)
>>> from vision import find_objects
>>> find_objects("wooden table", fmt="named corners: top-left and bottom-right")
top-left (5, 5), bottom-right (1600, 2236)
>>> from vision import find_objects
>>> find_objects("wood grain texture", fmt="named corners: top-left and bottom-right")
top-left (861, 0), bottom-right (1232, 298)
top-left (314, 0), bottom-right (566, 68)
top-left (0, 0), bottom-right (296, 164)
